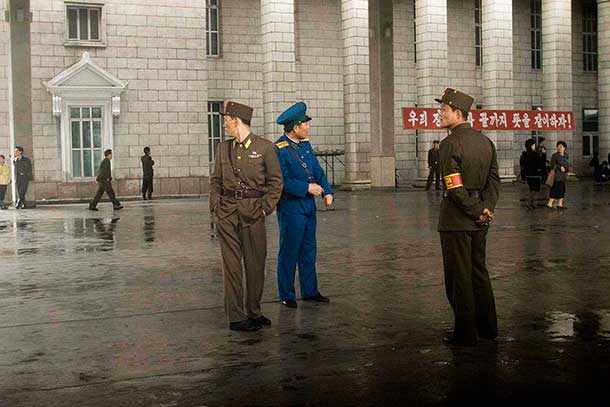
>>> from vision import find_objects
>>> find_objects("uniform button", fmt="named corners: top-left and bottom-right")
top-left (237, 156), bottom-right (241, 159)
top-left (301, 156), bottom-right (304, 159)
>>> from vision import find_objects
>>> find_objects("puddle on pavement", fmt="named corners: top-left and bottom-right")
top-left (546, 310), bottom-right (610, 342)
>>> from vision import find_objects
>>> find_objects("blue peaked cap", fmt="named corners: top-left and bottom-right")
top-left (276, 102), bottom-right (312, 130)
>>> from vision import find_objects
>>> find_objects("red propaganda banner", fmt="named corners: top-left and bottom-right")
top-left (402, 108), bottom-right (575, 131)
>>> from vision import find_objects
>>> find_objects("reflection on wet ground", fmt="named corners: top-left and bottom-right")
top-left (0, 182), bottom-right (609, 406)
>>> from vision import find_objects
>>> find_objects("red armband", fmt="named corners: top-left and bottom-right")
top-left (443, 172), bottom-right (463, 190)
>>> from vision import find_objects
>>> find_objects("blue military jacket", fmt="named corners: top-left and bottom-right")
top-left (275, 134), bottom-right (333, 214)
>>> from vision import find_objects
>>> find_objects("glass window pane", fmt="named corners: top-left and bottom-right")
top-left (593, 136), bottom-right (600, 155)
top-left (211, 33), bottom-right (218, 55)
top-left (79, 8), bottom-right (89, 40)
top-left (83, 122), bottom-right (92, 148)
top-left (90, 9), bottom-right (99, 40)
top-left (68, 8), bottom-right (78, 39)
top-left (83, 150), bottom-right (93, 177)
top-left (92, 107), bottom-right (102, 118)
top-left (70, 107), bottom-right (80, 118)
top-left (93, 150), bottom-right (102, 169)
top-left (72, 150), bottom-right (82, 177)
top-left (93, 121), bottom-right (102, 148)
top-left (82, 107), bottom-right (90, 118)
top-left (71, 121), bottom-right (81, 148)
top-left (211, 8), bottom-right (218, 31)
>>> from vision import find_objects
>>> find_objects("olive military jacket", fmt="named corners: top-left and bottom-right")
top-left (438, 123), bottom-right (501, 232)
top-left (209, 133), bottom-right (283, 226)
top-left (96, 158), bottom-right (112, 183)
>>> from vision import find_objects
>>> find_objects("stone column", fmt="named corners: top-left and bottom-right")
top-left (542, 0), bottom-right (573, 148)
top-left (341, 0), bottom-right (371, 190)
top-left (261, 0), bottom-right (296, 140)
top-left (7, 0), bottom-right (34, 206)
top-left (599, 0), bottom-right (610, 158)
top-left (482, 0), bottom-right (514, 178)
top-left (369, 0), bottom-right (395, 187)
top-left (416, 0), bottom-right (448, 178)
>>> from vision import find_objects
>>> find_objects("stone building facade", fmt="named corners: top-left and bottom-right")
top-left (0, 0), bottom-right (607, 201)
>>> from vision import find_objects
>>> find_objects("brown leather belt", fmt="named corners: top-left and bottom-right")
top-left (223, 189), bottom-right (264, 200)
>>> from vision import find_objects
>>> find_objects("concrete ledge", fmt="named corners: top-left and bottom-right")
top-left (30, 176), bottom-right (210, 201)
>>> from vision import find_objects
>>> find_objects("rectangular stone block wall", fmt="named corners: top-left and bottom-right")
top-left (295, 0), bottom-right (344, 151)
top-left (0, 0), bottom-right (10, 162)
top-left (393, 0), bottom-right (417, 180)
top-left (207, 0), bottom-right (264, 137)
top-left (30, 0), bottom-right (209, 189)
top-left (571, 1), bottom-right (599, 175)
top-left (512, 0), bottom-right (543, 159)
top-left (447, 0), bottom-right (481, 103)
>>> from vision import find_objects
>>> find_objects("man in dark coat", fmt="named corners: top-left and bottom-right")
top-left (141, 146), bottom-right (155, 200)
top-left (436, 88), bottom-right (501, 347)
top-left (89, 149), bottom-right (123, 211)
top-left (13, 146), bottom-right (32, 209)
top-left (425, 140), bottom-right (441, 190)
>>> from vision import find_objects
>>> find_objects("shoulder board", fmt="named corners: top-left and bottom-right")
top-left (276, 141), bottom-right (289, 149)
top-left (301, 138), bottom-right (309, 142)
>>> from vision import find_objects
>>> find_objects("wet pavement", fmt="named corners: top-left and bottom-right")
top-left (1, 181), bottom-right (610, 406)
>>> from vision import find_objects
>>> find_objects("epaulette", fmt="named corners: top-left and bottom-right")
top-left (276, 141), bottom-right (289, 149)
top-left (301, 138), bottom-right (309, 142)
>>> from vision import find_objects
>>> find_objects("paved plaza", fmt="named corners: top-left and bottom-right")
top-left (1, 182), bottom-right (610, 406)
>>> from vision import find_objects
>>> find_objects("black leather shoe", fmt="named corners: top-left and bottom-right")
top-left (113, 205), bottom-right (124, 210)
top-left (443, 335), bottom-right (477, 347)
top-left (250, 315), bottom-right (272, 327)
top-left (229, 320), bottom-right (261, 332)
top-left (88, 207), bottom-right (99, 211)
top-left (281, 299), bottom-right (298, 308)
top-left (302, 293), bottom-right (330, 303)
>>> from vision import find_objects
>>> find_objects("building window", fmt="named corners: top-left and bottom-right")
top-left (206, 0), bottom-right (220, 57)
top-left (70, 107), bottom-right (103, 178)
top-left (208, 102), bottom-right (224, 162)
top-left (531, 0), bottom-right (542, 70)
top-left (413, 1), bottom-right (417, 63)
top-left (582, 108), bottom-right (599, 157)
top-left (475, 0), bottom-right (482, 67)
top-left (67, 5), bottom-right (101, 41)
top-left (583, 5), bottom-right (598, 72)
top-left (531, 105), bottom-right (543, 144)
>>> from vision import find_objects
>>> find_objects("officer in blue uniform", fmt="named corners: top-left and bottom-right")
top-left (275, 102), bottom-right (333, 308)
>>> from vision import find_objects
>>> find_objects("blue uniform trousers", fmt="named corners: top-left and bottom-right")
top-left (277, 208), bottom-right (318, 301)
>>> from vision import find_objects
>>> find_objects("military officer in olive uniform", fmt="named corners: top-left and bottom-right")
top-left (436, 88), bottom-right (501, 347)
top-left (275, 102), bottom-right (333, 308)
top-left (209, 101), bottom-right (283, 332)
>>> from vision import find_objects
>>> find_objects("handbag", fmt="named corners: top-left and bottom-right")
top-left (545, 169), bottom-right (555, 187)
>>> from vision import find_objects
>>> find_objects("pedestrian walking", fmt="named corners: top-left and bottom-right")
top-left (546, 141), bottom-right (569, 210)
top-left (523, 139), bottom-right (546, 209)
top-left (89, 149), bottom-right (123, 211)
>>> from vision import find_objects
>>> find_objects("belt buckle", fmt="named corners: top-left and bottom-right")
top-left (234, 189), bottom-right (244, 200)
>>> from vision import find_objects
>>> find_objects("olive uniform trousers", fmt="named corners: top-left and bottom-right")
top-left (440, 229), bottom-right (498, 343)
top-left (215, 211), bottom-right (267, 323)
